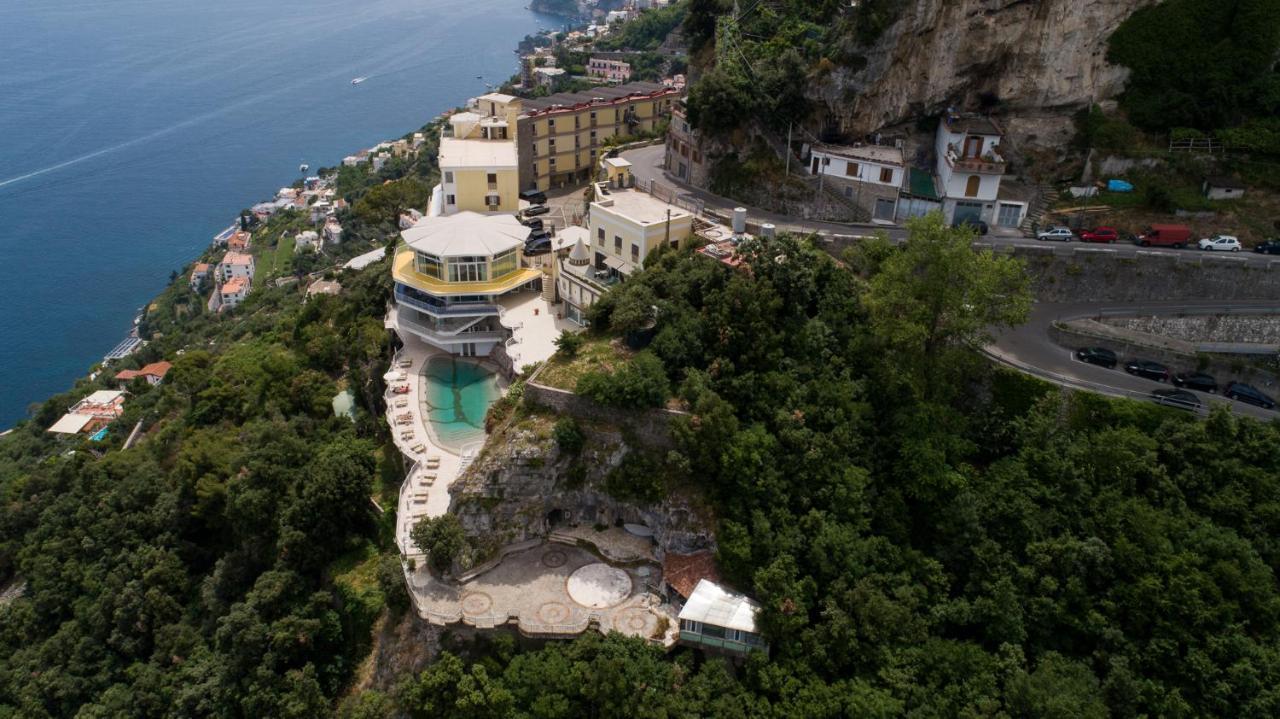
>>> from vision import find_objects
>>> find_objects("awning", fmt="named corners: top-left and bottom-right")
top-left (48, 413), bottom-right (93, 435)
top-left (601, 255), bottom-right (636, 274)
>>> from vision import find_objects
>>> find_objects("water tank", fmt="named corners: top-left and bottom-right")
top-left (761, 223), bottom-right (776, 238)
top-left (732, 207), bottom-right (747, 234)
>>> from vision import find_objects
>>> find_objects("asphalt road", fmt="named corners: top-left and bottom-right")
top-left (989, 301), bottom-right (1280, 420)
top-left (620, 144), bottom-right (1280, 267)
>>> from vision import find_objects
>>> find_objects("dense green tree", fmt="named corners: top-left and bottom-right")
top-left (410, 514), bottom-right (468, 574)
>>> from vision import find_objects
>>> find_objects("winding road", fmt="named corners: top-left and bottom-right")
top-left (989, 301), bottom-right (1280, 420)
top-left (619, 145), bottom-right (1280, 420)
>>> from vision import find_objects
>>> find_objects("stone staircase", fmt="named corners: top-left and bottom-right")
top-left (1020, 180), bottom-right (1058, 234)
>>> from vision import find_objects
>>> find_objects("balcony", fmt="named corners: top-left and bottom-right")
top-left (945, 148), bottom-right (1006, 175)
top-left (391, 306), bottom-right (506, 346)
top-left (394, 287), bottom-right (498, 317)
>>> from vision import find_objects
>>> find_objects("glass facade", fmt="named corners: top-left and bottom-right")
top-left (416, 252), bottom-right (443, 279)
top-left (491, 249), bottom-right (517, 279)
top-left (413, 248), bottom-right (523, 285)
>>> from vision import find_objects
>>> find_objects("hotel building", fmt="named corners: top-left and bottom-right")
top-left (438, 94), bottom-right (523, 215)
top-left (390, 212), bottom-right (541, 357)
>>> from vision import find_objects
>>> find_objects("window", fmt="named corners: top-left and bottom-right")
top-left (485, 194), bottom-right (500, 208)
top-left (880, 167), bottom-right (893, 183)
top-left (548, 118), bottom-right (556, 131)
top-left (448, 257), bottom-right (489, 283)
top-left (964, 175), bottom-right (981, 197)
top-left (614, 235), bottom-right (622, 254)
top-left (631, 242), bottom-right (639, 262)
top-left (597, 227), bottom-right (605, 245)
top-left (415, 252), bottom-right (443, 279)
top-left (446, 194), bottom-right (456, 206)
top-left (491, 249), bottom-right (517, 278)
top-left (444, 171), bottom-right (454, 184)
top-left (680, 619), bottom-right (703, 634)
top-left (845, 161), bottom-right (858, 178)
top-left (486, 172), bottom-right (498, 187)
top-left (693, 150), bottom-right (701, 163)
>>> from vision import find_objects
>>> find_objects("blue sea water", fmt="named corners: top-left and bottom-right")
top-left (0, 0), bottom-right (558, 427)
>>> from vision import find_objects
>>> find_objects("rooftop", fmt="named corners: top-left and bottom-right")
top-left (663, 551), bottom-right (720, 599)
top-left (222, 251), bottom-right (253, 266)
top-left (48, 413), bottom-right (94, 435)
top-left (115, 361), bottom-right (172, 382)
top-left (307, 279), bottom-right (342, 297)
top-left (813, 143), bottom-right (903, 166)
top-left (593, 185), bottom-right (692, 226)
top-left (222, 276), bottom-right (249, 294)
top-left (521, 81), bottom-right (671, 113)
top-left (1206, 175), bottom-right (1245, 189)
top-left (677, 579), bottom-right (761, 633)
top-left (438, 136), bottom-right (518, 169)
top-left (945, 114), bottom-right (1003, 137)
top-left (476, 92), bottom-right (518, 105)
top-left (555, 226), bottom-right (590, 253)
top-left (401, 212), bottom-right (528, 257)
top-left (79, 389), bottom-right (125, 407)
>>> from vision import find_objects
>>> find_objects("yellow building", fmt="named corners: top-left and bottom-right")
top-left (391, 211), bottom-right (541, 357)
top-left (517, 82), bottom-right (679, 190)
top-left (438, 93), bottom-right (523, 215)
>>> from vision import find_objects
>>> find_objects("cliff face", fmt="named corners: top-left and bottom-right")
top-left (448, 415), bottom-right (715, 562)
top-left (824, 0), bottom-right (1153, 139)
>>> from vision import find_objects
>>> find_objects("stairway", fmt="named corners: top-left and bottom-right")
top-left (1020, 180), bottom-right (1057, 234)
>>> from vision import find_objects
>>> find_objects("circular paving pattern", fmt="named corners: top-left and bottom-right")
top-left (566, 563), bottom-right (632, 609)
top-left (537, 601), bottom-right (572, 624)
top-left (541, 549), bottom-right (568, 568)
top-left (612, 608), bottom-right (652, 635)
top-left (460, 591), bottom-right (493, 616)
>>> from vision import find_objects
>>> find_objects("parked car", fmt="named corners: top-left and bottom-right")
top-left (520, 188), bottom-right (548, 205)
top-left (523, 204), bottom-right (550, 217)
top-left (1037, 226), bottom-right (1075, 242)
top-left (1076, 346), bottom-right (1118, 368)
top-left (1254, 239), bottom-right (1280, 255)
top-left (521, 217), bottom-right (544, 231)
top-left (527, 227), bottom-right (551, 242)
top-left (524, 236), bottom-right (552, 255)
top-left (1124, 359), bottom-right (1170, 382)
top-left (1225, 382), bottom-right (1277, 410)
top-left (1080, 226), bottom-right (1120, 243)
top-left (1172, 371), bottom-right (1217, 393)
top-left (1135, 224), bottom-right (1191, 248)
top-left (1151, 388), bottom-right (1201, 412)
top-left (1198, 234), bottom-right (1242, 252)
top-left (953, 217), bottom-right (989, 235)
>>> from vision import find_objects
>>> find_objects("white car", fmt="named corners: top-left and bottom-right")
top-left (1037, 226), bottom-right (1075, 242)
top-left (1198, 234), bottom-right (1241, 252)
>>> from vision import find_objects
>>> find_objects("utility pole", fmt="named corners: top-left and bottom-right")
top-left (784, 122), bottom-right (792, 177)
top-left (665, 208), bottom-right (672, 247)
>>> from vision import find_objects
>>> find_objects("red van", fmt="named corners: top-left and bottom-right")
top-left (1135, 224), bottom-right (1191, 248)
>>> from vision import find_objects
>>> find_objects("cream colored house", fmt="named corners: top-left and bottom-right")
top-left (587, 160), bottom-right (692, 277)
top-left (438, 94), bottom-right (523, 215)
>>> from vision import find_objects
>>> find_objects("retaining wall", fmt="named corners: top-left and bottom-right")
top-left (523, 368), bottom-right (685, 450)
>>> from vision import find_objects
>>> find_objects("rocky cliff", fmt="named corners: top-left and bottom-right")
top-left (822, 0), bottom-right (1154, 145)
top-left (447, 413), bottom-right (715, 563)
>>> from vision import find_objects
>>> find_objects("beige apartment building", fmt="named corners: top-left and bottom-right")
top-left (516, 82), bottom-right (679, 190)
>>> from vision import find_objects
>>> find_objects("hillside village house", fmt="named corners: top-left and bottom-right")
top-left (217, 251), bottom-right (255, 282)
top-left (517, 82), bottom-right (679, 190)
top-left (189, 263), bottom-right (211, 291)
top-left (933, 113), bottom-right (1026, 229)
top-left (666, 103), bottom-right (709, 187)
top-left (47, 390), bottom-right (127, 436)
top-left (534, 67), bottom-right (568, 91)
top-left (439, 94), bottom-right (522, 215)
top-left (677, 579), bottom-right (768, 658)
top-left (218, 276), bottom-right (250, 310)
top-left (390, 212), bottom-right (541, 357)
top-left (809, 143), bottom-right (906, 222)
top-left (114, 361), bottom-right (172, 388)
top-left (587, 57), bottom-right (632, 83)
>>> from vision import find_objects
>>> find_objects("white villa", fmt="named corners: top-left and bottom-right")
top-left (809, 143), bottom-right (906, 222)
top-left (677, 579), bottom-right (768, 658)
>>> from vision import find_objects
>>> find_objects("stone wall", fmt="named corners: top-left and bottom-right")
top-left (523, 372), bottom-right (686, 451)
top-left (1102, 315), bottom-right (1280, 345)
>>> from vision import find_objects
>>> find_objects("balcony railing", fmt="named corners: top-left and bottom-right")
top-left (394, 288), bottom-right (498, 317)
top-left (393, 310), bottom-right (506, 345)
top-left (946, 150), bottom-right (1006, 174)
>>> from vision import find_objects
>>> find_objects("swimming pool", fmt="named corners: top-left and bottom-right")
top-left (420, 356), bottom-right (502, 452)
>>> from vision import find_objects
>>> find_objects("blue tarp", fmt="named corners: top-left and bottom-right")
top-left (1107, 179), bottom-right (1134, 192)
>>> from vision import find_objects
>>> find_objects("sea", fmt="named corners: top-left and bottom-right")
top-left (0, 0), bottom-right (561, 427)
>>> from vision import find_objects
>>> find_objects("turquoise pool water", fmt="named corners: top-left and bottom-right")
top-left (421, 356), bottom-right (502, 452)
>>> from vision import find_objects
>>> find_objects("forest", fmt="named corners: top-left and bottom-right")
top-left (4, 206), bottom-right (1280, 717)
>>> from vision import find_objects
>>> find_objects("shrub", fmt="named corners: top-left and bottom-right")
top-left (575, 351), bottom-right (670, 409)
top-left (554, 330), bottom-right (585, 358)
top-left (410, 514), bottom-right (467, 574)
top-left (553, 417), bottom-right (585, 454)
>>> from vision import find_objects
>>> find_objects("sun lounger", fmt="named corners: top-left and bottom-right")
top-left (411, 443), bottom-right (426, 453)
top-left (394, 398), bottom-right (409, 408)
top-left (397, 358), bottom-right (413, 368)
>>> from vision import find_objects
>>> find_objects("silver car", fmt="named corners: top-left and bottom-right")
top-left (1037, 226), bottom-right (1075, 242)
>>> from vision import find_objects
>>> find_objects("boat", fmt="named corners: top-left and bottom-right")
top-left (351, 76), bottom-right (366, 85)
top-left (298, 163), bottom-right (309, 172)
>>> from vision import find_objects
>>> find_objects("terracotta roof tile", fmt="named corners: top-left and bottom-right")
top-left (663, 551), bottom-right (720, 599)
